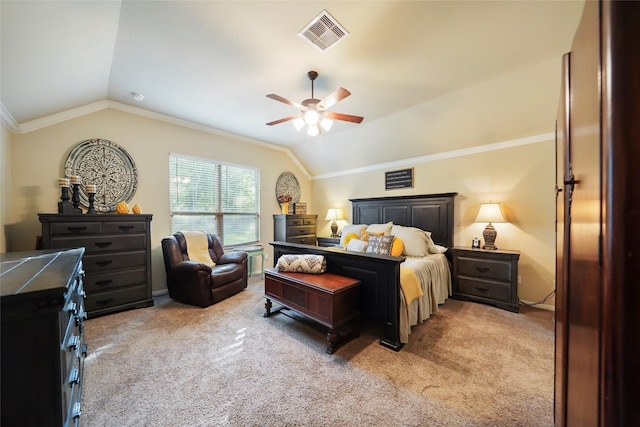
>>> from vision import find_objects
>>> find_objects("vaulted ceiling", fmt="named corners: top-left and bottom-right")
top-left (1, 1), bottom-right (584, 176)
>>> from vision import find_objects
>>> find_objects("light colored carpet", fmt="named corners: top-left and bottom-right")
top-left (81, 277), bottom-right (554, 426)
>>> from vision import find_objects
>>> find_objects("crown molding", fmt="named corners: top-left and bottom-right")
top-left (312, 132), bottom-right (555, 180)
top-left (5, 100), bottom-right (311, 179)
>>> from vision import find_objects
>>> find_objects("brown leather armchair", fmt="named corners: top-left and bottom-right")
top-left (161, 232), bottom-right (248, 307)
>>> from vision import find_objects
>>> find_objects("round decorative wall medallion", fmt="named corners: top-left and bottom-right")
top-left (64, 138), bottom-right (138, 212)
top-left (275, 172), bottom-right (301, 204)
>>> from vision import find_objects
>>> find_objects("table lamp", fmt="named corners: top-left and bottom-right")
top-left (475, 202), bottom-right (507, 250)
top-left (325, 208), bottom-right (344, 238)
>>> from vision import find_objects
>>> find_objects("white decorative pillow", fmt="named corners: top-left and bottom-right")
top-left (339, 224), bottom-right (367, 247)
top-left (276, 254), bottom-right (326, 274)
top-left (346, 238), bottom-right (368, 252)
top-left (366, 222), bottom-right (393, 235)
top-left (391, 225), bottom-right (430, 257)
top-left (365, 235), bottom-right (395, 255)
top-left (429, 244), bottom-right (448, 254)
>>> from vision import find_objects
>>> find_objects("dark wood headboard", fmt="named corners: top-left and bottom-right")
top-left (350, 192), bottom-right (457, 247)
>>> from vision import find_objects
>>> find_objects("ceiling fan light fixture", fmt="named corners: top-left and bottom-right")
top-left (320, 118), bottom-right (333, 132)
top-left (307, 124), bottom-right (320, 137)
top-left (292, 117), bottom-right (305, 131)
top-left (304, 109), bottom-right (321, 125)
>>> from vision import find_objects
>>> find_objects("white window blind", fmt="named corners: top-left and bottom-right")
top-left (169, 154), bottom-right (260, 246)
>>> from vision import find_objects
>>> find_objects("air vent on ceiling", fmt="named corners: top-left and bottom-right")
top-left (298, 10), bottom-right (349, 51)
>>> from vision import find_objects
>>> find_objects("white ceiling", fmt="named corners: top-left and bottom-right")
top-left (1, 1), bottom-right (584, 176)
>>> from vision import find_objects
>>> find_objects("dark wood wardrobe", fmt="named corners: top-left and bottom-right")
top-left (555, 1), bottom-right (640, 426)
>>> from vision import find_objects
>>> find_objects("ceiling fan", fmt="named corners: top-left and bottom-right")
top-left (266, 71), bottom-right (364, 136)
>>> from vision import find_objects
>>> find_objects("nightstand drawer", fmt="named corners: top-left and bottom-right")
top-left (457, 257), bottom-right (512, 282)
top-left (457, 277), bottom-right (511, 302)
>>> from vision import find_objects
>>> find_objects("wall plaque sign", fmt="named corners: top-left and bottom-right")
top-left (385, 168), bottom-right (414, 190)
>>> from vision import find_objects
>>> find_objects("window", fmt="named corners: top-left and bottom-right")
top-left (169, 154), bottom-right (260, 246)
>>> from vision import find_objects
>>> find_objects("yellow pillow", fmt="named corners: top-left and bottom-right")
top-left (361, 230), bottom-right (384, 242)
top-left (343, 232), bottom-right (359, 246)
top-left (391, 237), bottom-right (404, 257)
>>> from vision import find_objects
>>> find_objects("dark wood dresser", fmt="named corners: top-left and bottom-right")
top-left (451, 247), bottom-right (520, 312)
top-left (39, 213), bottom-right (154, 317)
top-left (1, 248), bottom-right (87, 427)
top-left (316, 236), bottom-right (341, 247)
top-left (273, 214), bottom-right (317, 245)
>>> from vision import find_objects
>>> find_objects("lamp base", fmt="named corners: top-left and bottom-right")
top-left (330, 221), bottom-right (339, 238)
top-left (482, 223), bottom-right (498, 250)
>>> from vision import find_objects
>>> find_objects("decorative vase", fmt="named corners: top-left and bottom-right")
top-left (281, 202), bottom-right (289, 215)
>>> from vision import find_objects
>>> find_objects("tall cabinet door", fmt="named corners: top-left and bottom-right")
top-left (555, 1), bottom-right (602, 426)
top-left (556, 1), bottom-right (640, 426)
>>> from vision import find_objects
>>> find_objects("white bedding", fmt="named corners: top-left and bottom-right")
top-left (399, 253), bottom-right (452, 343)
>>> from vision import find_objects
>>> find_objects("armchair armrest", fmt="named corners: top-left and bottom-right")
top-left (218, 251), bottom-right (248, 265)
top-left (173, 260), bottom-right (213, 274)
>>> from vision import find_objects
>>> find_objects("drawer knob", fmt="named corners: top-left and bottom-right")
top-left (95, 241), bottom-right (112, 248)
top-left (475, 286), bottom-right (489, 293)
top-left (476, 266), bottom-right (490, 273)
top-left (95, 279), bottom-right (113, 287)
top-left (96, 298), bottom-right (114, 306)
top-left (95, 260), bottom-right (113, 267)
top-left (67, 226), bottom-right (87, 233)
top-left (119, 225), bottom-right (134, 231)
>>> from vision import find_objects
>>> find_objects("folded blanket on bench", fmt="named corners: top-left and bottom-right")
top-left (276, 254), bottom-right (326, 274)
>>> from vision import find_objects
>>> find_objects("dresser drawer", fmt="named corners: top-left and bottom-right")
top-left (457, 277), bottom-right (511, 303)
top-left (101, 221), bottom-right (148, 234)
top-left (83, 251), bottom-right (146, 272)
top-left (287, 225), bottom-right (316, 237)
top-left (49, 222), bottom-right (102, 235)
top-left (288, 236), bottom-right (317, 245)
top-left (84, 268), bottom-right (147, 293)
top-left (287, 217), bottom-right (316, 226)
top-left (50, 234), bottom-right (147, 253)
top-left (457, 256), bottom-right (512, 282)
top-left (85, 284), bottom-right (149, 313)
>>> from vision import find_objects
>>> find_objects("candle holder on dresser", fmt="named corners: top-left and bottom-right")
top-left (57, 178), bottom-right (75, 214)
top-left (85, 184), bottom-right (97, 214)
top-left (69, 176), bottom-right (83, 214)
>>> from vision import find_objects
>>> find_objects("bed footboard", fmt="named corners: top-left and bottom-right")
top-left (270, 241), bottom-right (405, 351)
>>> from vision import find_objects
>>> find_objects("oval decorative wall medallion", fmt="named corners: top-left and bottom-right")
top-left (275, 171), bottom-right (301, 204)
top-left (64, 138), bottom-right (138, 212)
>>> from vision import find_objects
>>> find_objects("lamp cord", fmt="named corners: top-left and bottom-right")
top-left (519, 288), bottom-right (556, 307)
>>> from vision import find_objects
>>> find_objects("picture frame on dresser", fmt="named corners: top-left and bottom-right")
top-left (38, 213), bottom-right (154, 317)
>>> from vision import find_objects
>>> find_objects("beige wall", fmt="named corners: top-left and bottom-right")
top-left (312, 139), bottom-right (556, 308)
top-left (4, 108), bottom-right (311, 292)
top-left (1, 123), bottom-right (12, 253)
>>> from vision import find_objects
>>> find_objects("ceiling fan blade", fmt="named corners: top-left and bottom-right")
top-left (325, 112), bottom-right (364, 124)
top-left (266, 115), bottom-right (301, 126)
top-left (266, 94), bottom-right (304, 110)
top-left (318, 87), bottom-right (351, 110)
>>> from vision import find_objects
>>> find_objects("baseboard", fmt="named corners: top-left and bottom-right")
top-left (152, 289), bottom-right (169, 297)
top-left (520, 300), bottom-right (555, 312)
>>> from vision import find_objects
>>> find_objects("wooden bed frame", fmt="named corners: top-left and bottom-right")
top-left (270, 192), bottom-right (457, 351)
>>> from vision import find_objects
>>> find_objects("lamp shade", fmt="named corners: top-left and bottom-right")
top-left (324, 208), bottom-right (344, 221)
top-left (475, 203), bottom-right (507, 224)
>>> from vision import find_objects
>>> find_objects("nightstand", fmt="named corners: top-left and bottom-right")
top-left (316, 236), bottom-right (341, 247)
top-left (451, 247), bottom-right (520, 312)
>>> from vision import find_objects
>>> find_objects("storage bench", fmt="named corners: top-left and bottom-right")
top-left (263, 268), bottom-right (361, 354)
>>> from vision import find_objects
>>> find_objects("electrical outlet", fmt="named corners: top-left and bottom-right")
top-left (518, 275), bottom-right (522, 284)
top-left (264, 253), bottom-right (269, 261)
